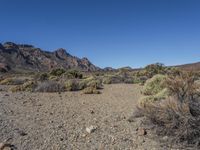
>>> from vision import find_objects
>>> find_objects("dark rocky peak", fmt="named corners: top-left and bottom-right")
top-left (54, 48), bottom-right (71, 58)
top-left (0, 43), bottom-right (4, 49)
top-left (18, 44), bottom-right (34, 48)
top-left (103, 67), bottom-right (115, 71)
top-left (82, 57), bottom-right (89, 61)
top-left (3, 42), bottom-right (19, 49)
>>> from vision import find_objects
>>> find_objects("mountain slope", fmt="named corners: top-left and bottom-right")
top-left (0, 42), bottom-right (100, 72)
top-left (177, 62), bottom-right (200, 71)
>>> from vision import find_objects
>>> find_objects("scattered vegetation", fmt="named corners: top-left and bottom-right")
top-left (137, 71), bottom-right (200, 148)
top-left (83, 86), bottom-right (101, 94)
top-left (35, 81), bottom-right (65, 92)
top-left (10, 81), bottom-right (37, 92)
top-left (50, 68), bottom-right (66, 76)
top-left (0, 77), bottom-right (25, 85)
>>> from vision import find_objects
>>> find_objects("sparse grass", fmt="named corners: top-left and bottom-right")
top-left (10, 81), bottom-right (37, 92)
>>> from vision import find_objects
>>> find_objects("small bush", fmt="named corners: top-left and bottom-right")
top-left (83, 87), bottom-right (101, 94)
top-left (139, 88), bottom-right (168, 107)
top-left (50, 68), bottom-right (65, 76)
top-left (35, 81), bottom-right (65, 92)
top-left (103, 75), bottom-right (123, 84)
top-left (137, 72), bottom-right (200, 147)
top-left (64, 70), bottom-right (83, 79)
top-left (82, 77), bottom-right (103, 89)
top-left (143, 74), bottom-right (167, 95)
top-left (65, 80), bottom-right (84, 91)
top-left (10, 81), bottom-right (37, 92)
top-left (38, 73), bottom-right (49, 81)
top-left (0, 77), bottom-right (25, 85)
top-left (144, 63), bottom-right (166, 78)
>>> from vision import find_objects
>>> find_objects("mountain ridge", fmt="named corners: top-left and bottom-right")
top-left (0, 42), bottom-right (100, 72)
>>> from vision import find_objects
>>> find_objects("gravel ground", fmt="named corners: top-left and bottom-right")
top-left (0, 84), bottom-right (166, 150)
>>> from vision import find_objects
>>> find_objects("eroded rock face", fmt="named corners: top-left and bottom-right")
top-left (0, 42), bottom-right (100, 72)
top-left (0, 63), bottom-right (10, 72)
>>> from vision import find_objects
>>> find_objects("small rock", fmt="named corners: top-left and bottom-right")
top-left (86, 126), bottom-right (97, 134)
top-left (0, 143), bottom-right (12, 150)
top-left (4, 94), bottom-right (9, 97)
top-left (162, 136), bottom-right (168, 141)
top-left (82, 134), bottom-right (87, 138)
top-left (127, 115), bottom-right (135, 122)
top-left (17, 130), bottom-right (27, 136)
top-left (137, 127), bottom-right (147, 136)
top-left (90, 110), bottom-right (94, 114)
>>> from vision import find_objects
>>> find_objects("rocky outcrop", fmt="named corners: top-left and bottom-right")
top-left (0, 42), bottom-right (100, 72)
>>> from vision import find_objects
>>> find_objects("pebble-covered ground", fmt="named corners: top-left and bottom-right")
top-left (0, 84), bottom-right (171, 150)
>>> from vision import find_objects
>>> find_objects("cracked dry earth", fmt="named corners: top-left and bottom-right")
top-left (0, 84), bottom-right (164, 150)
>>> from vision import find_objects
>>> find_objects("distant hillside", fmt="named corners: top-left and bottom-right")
top-left (0, 42), bottom-right (100, 72)
top-left (177, 62), bottom-right (200, 71)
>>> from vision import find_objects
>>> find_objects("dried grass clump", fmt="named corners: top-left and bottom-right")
top-left (83, 86), bottom-right (101, 94)
top-left (35, 81), bottom-right (65, 92)
top-left (0, 77), bottom-right (25, 85)
top-left (10, 81), bottom-right (37, 92)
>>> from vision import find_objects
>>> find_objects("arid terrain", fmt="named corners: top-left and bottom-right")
top-left (0, 84), bottom-right (167, 150)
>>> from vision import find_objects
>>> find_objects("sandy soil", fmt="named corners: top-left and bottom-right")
top-left (0, 84), bottom-right (165, 150)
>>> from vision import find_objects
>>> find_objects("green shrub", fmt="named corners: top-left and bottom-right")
top-left (64, 70), bottom-right (83, 79)
top-left (144, 63), bottom-right (166, 78)
top-left (39, 73), bottom-right (49, 81)
top-left (139, 88), bottom-right (168, 107)
top-left (137, 71), bottom-right (200, 147)
top-left (50, 68), bottom-right (65, 76)
top-left (143, 74), bottom-right (167, 95)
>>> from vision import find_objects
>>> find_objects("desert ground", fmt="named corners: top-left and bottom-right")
top-left (0, 84), bottom-right (175, 150)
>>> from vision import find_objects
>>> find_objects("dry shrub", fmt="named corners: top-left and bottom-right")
top-left (65, 80), bottom-right (84, 91)
top-left (65, 77), bottom-right (103, 92)
top-left (0, 77), bottom-right (25, 85)
top-left (139, 97), bottom-right (200, 146)
top-left (83, 87), bottom-right (101, 94)
top-left (166, 72), bottom-right (199, 102)
top-left (82, 77), bottom-right (103, 89)
top-left (103, 75), bottom-right (123, 84)
top-left (138, 72), bottom-right (200, 147)
top-left (35, 81), bottom-right (65, 92)
top-left (10, 81), bottom-right (37, 92)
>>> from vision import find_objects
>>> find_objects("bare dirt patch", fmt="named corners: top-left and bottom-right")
top-left (0, 84), bottom-right (163, 150)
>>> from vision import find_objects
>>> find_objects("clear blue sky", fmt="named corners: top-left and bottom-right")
top-left (0, 0), bottom-right (200, 68)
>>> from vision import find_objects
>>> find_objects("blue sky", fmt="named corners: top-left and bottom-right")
top-left (0, 0), bottom-right (200, 68)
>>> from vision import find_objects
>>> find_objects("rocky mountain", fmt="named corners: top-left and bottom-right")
top-left (0, 42), bottom-right (100, 72)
